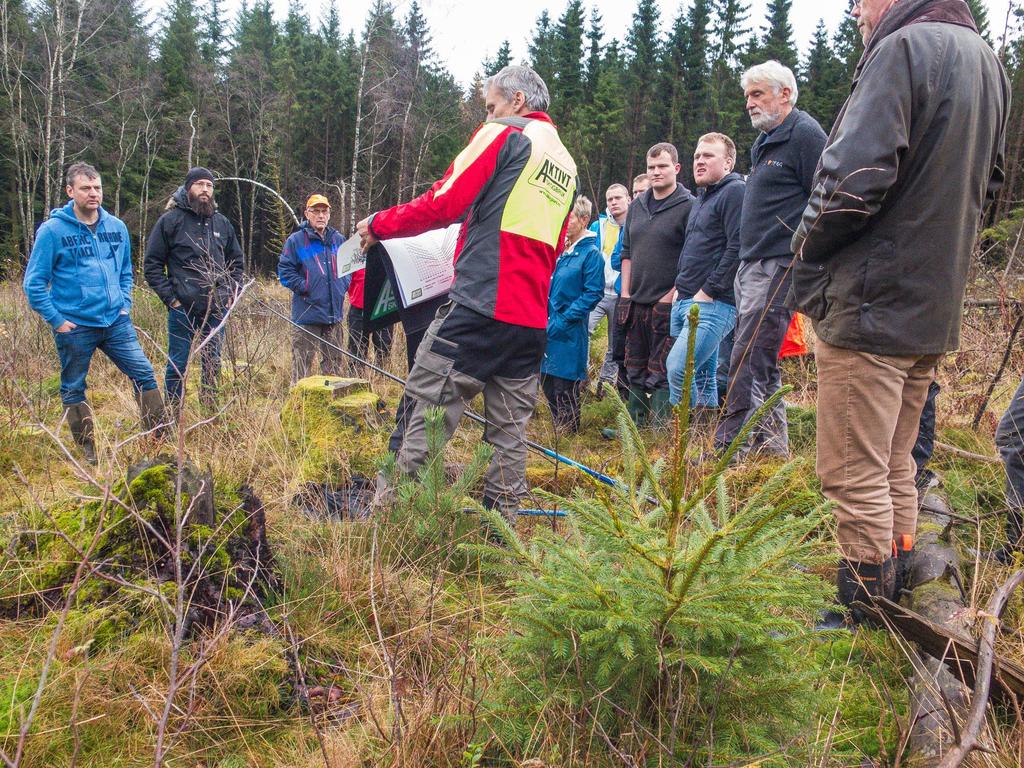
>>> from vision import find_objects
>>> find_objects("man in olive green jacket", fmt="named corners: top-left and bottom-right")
top-left (789, 0), bottom-right (1010, 623)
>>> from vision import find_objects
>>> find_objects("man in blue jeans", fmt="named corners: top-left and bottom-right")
top-left (23, 162), bottom-right (164, 463)
top-left (144, 168), bottom-right (245, 408)
top-left (666, 134), bottom-right (743, 412)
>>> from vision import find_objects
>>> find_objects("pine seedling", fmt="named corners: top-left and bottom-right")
top-left (470, 304), bottom-right (836, 763)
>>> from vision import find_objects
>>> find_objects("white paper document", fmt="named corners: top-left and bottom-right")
top-left (380, 225), bottom-right (459, 308)
top-left (334, 236), bottom-right (367, 278)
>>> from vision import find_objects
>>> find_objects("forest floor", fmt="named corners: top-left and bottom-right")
top-left (1, 276), bottom-right (1023, 767)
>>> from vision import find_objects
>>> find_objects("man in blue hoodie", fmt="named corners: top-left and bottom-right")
top-left (277, 194), bottom-right (351, 382)
top-left (23, 162), bottom-right (164, 464)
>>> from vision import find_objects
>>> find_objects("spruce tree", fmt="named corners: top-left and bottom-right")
top-left (404, 0), bottom-right (433, 62)
top-left (584, 7), bottom-right (604, 95)
top-left (756, 0), bottom-right (798, 70)
top-left (550, 0), bottom-right (586, 122)
top-left (965, 0), bottom-right (990, 42)
top-left (708, 0), bottom-right (750, 163)
top-left (623, 0), bottom-right (661, 176)
top-left (833, 14), bottom-right (862, 83)
top-left (800, 19), bottom-right (845, 131)
top-left (157, 0), bottom-right (203, 109)
top-left (528, 10), bottom-right (556, 86)
top-left (482, 40), bottom-right (512, 77)
top-left (201, 0), bottom-right (227, 69)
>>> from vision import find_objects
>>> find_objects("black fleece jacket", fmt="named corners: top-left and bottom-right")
top-left (619, 184), bottom-right (695, 304)
top-left (674, 172), bottom-right (745, 304)
top-left (144, 187), bottom-right (245, 317)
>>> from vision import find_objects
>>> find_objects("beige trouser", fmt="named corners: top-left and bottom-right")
top-left (815, 338), bottom-right (940, 564)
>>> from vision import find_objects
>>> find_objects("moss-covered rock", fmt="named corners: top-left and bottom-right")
top-left (280, 376), bottom-right (389, 482)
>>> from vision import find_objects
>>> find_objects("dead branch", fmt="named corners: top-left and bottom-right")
top-left (934, 441), bottom-right (1002, 465)
top-left (938, 569), bottom-right (1024, 768)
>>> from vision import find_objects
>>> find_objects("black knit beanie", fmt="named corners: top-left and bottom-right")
top-left (184, 167), bottom-right (214, 189)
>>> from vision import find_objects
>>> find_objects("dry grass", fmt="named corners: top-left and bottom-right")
top-left (0, 270), bottom-right (1023, 766)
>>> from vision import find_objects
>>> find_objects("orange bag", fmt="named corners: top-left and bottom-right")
top-left (779, 312), bottom-right (808, 359)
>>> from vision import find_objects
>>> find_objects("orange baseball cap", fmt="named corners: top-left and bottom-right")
top-left (305, 194), bottom-right (330, 209)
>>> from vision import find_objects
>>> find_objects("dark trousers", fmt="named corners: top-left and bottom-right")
top-left (347, 305), bottom-right (394, 368)
top-left (996, 376), bottom-right (1024, 545)
top-left (611, 299), bottom-right (630, 398)
top-left (621, 300), bottom-right (673, 393)
top-left (714, 259), bottom-right (793, 456)
top-left (542, 373), bottom-right (583, 432)
top-left (912, 381), bottom-right (941, 473)
top-left (292, 322), bottom-right (345, 383)
top-left (166, 306), bottom-right (223, 405)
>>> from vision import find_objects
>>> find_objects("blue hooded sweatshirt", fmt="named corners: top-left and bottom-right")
top-left (277, 221), bottom-right (351, 325)
top-left (23, 201), bottom-right (133, 329)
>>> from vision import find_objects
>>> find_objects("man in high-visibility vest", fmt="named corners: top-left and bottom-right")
top-left (357, 65), bottom-right (578, 521)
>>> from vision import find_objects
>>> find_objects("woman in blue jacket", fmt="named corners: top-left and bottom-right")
top-left (541, 196), bottom-right (606, 432)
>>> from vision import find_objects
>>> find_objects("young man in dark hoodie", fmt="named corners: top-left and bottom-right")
top-left (144, 167), bottom-right (245, 408)
top-left (665, 134), bottom-right (744, 411)
top-left (789, 0), bottom-right (1009, 623)
top-left (277, 193), bottom-right (351, 382)
top-left (616, 142), bottom-right (695, 425)
top-left (24, 162), bottom-right (164, 464)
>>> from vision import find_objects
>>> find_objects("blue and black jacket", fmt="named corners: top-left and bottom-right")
top-left (277, 222), bottom-right (351, 324)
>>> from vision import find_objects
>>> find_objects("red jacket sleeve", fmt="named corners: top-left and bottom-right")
top-left (369, 121), bottom-right (514, 240)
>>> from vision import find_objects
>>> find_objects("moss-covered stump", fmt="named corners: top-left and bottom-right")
top-left (280, 376), bottom-right (389, 482)
top-left (0, 457), bottom-right (278, 639)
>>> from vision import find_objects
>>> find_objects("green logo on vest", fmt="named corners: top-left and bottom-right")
top-left (530, 155), bottom-right (573, 202)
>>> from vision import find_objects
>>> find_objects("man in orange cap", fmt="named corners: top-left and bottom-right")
top-left (277, 194), bottom-right (351, 381)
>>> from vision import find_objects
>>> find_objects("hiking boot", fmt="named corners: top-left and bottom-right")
top-left (893, 535), bottom-right (915, 597)
top-left (65, 402), bottom-right (97, 465)
top-left (837, 557), bottom-right (896, 625)
top-left (137, 388), bottom-right (167, 438)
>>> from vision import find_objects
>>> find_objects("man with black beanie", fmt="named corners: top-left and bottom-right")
top-left (144, 167), bottom-right (245, 409)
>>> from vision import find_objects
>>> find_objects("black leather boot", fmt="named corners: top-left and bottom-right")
top-left (838, 557), bottom-right (896, 625)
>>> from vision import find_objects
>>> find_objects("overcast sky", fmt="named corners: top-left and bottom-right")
top-left (151, 0), bottom-right (1016, 87)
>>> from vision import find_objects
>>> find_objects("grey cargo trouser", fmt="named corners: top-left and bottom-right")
top-left (588, 293), bottom-right (619, 386)
top-left (714, 257), bottom-right (793, 457)
top-left (395, 308), bottom-right (540, 516)
top-left (292, 322), bottom-right (345, 383)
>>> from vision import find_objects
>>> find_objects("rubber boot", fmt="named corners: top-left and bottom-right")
top-left (838, 557), bottom-right (896, 626)
top-left (137, 388), bottom-right (167, 438)
top-left (481, 495), bottom-right (516, 546)
top-left (626, 388), bottom-right (648, 428)
top-left (893, 534), bottom-right (915, 597)
top-left (65, 402), bottom-right (97, 465)
top-left (649, 388), bottom-right (672, 428)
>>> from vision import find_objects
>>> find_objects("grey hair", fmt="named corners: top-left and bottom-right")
top-left (572, 195), bottom-right (593, 222)
top-left (484, 65), bottom-right (550, 112)
top-left (740, 60), bottom-right (799, 105)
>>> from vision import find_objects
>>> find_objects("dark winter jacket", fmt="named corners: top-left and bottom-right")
top-left (277, 222), bottom-right (351, 325)
top-left (739, 108), bottom-right (827, 263)
top-left (619, 185), bottom-right (695, 304)
top-left (143, 187), bottom-right (245, 317)
top-left (542, 231), bottom-right (606, 381)
top-left (789, 0), bottom-right (1010, 355)
top-left (368, 112), bottom-right (577, 329)
top-left (674, 172), bottom-right (745, 305)
top-left (23, 201), bottom-right (133, 329)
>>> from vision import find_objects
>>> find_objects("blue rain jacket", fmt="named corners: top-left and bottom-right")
top-left (541, 231), bottom-right (606, 381)
top-left (277, 222), bottom-right (351, 324)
